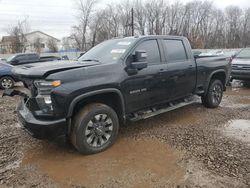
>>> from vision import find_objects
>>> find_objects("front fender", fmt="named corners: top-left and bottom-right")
top-left (67, 88), bottom-right (126, 119)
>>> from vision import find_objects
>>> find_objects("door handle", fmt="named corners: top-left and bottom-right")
top-left (158, 69), bottom-right (166, 73)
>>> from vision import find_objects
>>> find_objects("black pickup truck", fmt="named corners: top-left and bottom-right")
top-left (4, 35), bottom-right (231, 154)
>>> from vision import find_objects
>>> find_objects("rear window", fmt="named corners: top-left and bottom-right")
top-left (163, 40), bottom-right (187, 62)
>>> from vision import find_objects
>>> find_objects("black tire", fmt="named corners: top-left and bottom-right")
top-left (202, 79), bottom-right (223, 108)
top-left (0, 76), bottom-right (14, 89)
top-left (70, 103), bottom-right (119, 154)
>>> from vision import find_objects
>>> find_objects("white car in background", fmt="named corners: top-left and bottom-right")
top-left (199, 50), bottom-right (224, 57)
top-left (231, 48), bottom-right (250, 81)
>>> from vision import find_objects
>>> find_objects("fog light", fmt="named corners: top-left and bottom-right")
top-left (44, 96), bottom-right (52, 104)
top-left (36, 95), bottom-right (53, 112)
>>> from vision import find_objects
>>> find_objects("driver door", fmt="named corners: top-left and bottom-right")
top-left (122, 39), bottom-right (168, 113)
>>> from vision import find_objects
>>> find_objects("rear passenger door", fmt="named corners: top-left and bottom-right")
top-left (162, 39), bottom-right (196, 99)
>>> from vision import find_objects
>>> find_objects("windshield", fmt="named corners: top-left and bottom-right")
top-left (79, 38), bottom-right (136, 64)
top-left (6, 55), bottom-right (16, 62)
top-left (236, 48), bottom-right (250, 59)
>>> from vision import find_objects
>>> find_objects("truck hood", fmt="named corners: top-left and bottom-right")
top-left (12, 60), bottom-right (100, 78)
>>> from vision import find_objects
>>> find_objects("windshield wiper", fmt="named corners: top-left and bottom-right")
top-left (81, 59), bottom-right (100, 63)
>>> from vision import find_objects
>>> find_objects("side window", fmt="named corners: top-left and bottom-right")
top-left (28, 54), bottom-right (39, 60)
top-left (16, 55), bottom-right (28, 61)
top-left (134, 40), bottom-right (161, 65)
top-left (163, 40), bottom-right (187, 62)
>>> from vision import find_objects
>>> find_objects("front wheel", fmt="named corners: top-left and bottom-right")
top-left (70, 103), bottom-right (119, 154)
top-left (202, 79), bottom-right (223, 108)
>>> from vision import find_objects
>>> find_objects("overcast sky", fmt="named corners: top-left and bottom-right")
top-left (0, 0), bottom-right (249, 39)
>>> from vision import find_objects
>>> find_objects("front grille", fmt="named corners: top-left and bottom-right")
top-left (37, 88), bottom-right (52, 95)
top-left (25, 98), bottom-right (40, 112)
top-left (232, 64), bottom-right (250, 70)
top-left (22, 78), bottom-right (37, 97)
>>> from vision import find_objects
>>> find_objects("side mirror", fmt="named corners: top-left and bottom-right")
top-left (194, 54), bottom-right (199, 59)
top-left (131, 50), bottom-right (148, 70)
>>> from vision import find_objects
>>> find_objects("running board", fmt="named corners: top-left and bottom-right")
top-left (129, 96), bottom-right (199, 122)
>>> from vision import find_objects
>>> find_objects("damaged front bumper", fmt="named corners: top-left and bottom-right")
top-left (3, 89), bottom-right (67, 139)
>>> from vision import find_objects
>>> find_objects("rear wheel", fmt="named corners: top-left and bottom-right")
top-left (202, 79), bottom-right (223, 108)
top-left (70, 103), bottom-right (119, 154)
top-left (0, 76), bottom-right (14, 89)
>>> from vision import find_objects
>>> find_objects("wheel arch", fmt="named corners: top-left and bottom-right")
top-left (206, 70), bottom-right (227, 92)
top-left (0, 75), bottom-right (15, 80)
top-left (67, 88), bottom-right (126, 124)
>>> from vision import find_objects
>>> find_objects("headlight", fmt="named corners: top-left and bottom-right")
top-left (34, 80), bottom-right (61, 113)
top-left (34, 80), bottom-right (61, 87)
top-left (34, 80), bottom-right (61, 95)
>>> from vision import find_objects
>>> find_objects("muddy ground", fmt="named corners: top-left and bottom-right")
top-left (0, 81), bottom-right (250, 188)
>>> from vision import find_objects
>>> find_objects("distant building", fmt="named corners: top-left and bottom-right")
top-left (0, 36), bottom-right (16, 54)
top-left (0, 31), bottom-right (60, 54)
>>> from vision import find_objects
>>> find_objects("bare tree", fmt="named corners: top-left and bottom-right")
top-left (242, 8), bottom-right (250, 47)
top-left (72, 0), bottom-right (98, 51)
top-left (6, 17), bottom-right (30, 53)
top-left (225, 6), bottom-right (242, 48)
top-left (71, 0), bottom-right (250, 49)
top-left (134, 0), bottom-right (147, 35)
top-left (47, 39), bottom-right (58, 52)
top-left (33, 37), bottom-right (43, 53)
top-left (62, 37), bottom-right (75, 51)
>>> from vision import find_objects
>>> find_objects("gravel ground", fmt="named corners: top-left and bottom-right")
top-left (0, 81), bottom-right (250, 187)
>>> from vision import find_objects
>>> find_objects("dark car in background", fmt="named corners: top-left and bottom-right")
top-left (0, 62), bottom-right (19, 89)
top-left (7, 53), bottom-right (61, 65)
top-left (231, 47), bottom-right (250, 81)
top-left (0, 53), bottom-right (63, 89)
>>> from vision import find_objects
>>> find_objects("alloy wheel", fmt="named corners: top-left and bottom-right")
top-left (85, 114), bottom-right (113, 148)
top-left (1, 78), bottom-right (13, 89)
top-left (212, 84), bottom-right (222, 104)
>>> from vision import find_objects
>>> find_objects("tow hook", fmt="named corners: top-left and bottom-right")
top-left (2, 89), bottom-right (29, 98)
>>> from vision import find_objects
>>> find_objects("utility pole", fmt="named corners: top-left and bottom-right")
top-left (131, 8), bottom-right (134, 36)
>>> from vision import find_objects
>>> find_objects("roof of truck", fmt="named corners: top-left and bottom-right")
top-left (127, 35), bottom-right (187, 40)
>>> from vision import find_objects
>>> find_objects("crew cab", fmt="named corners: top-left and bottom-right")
top-left (4, 35), bottom-right (231, 154)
